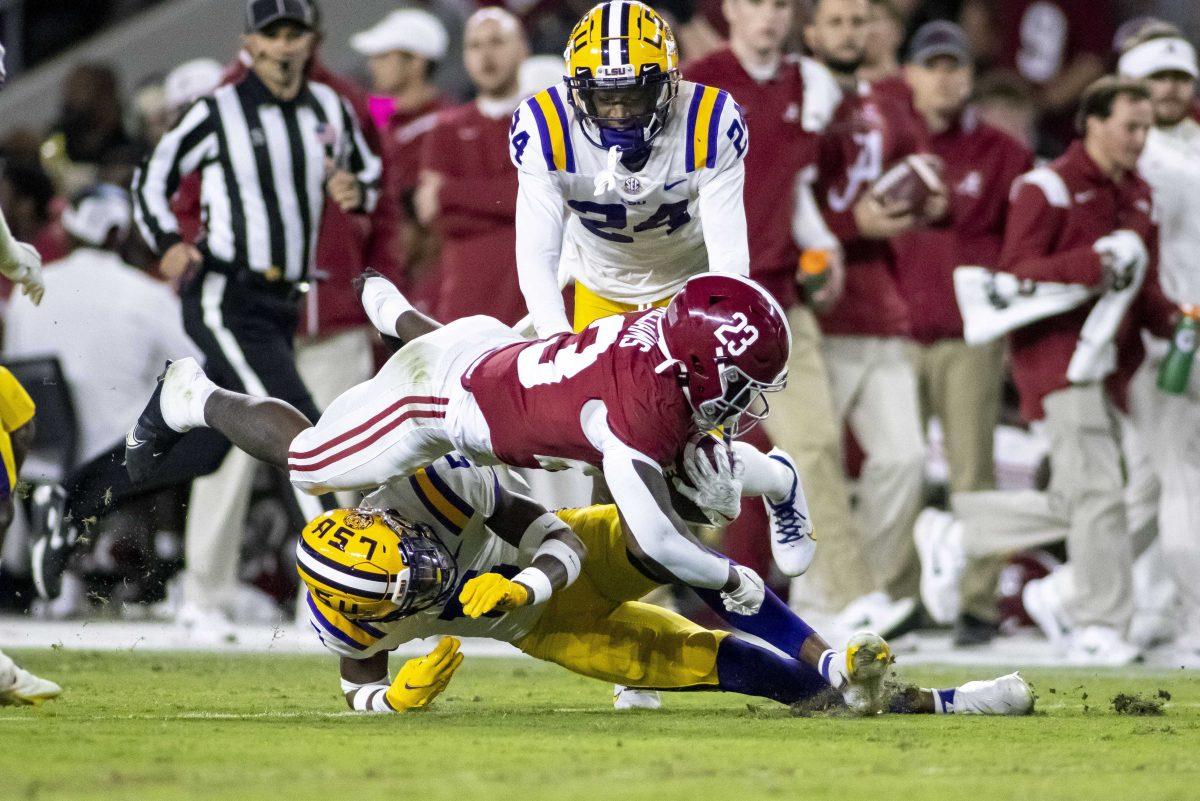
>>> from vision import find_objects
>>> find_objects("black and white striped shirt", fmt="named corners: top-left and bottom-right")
top-left (133, 70), bottom-right (382, 283)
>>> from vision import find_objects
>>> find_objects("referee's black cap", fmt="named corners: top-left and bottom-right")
top-left (245, 0), bottom-right (316, 33)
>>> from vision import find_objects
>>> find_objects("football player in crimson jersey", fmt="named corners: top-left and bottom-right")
top-left (126, 272), bottom-right (816, 617)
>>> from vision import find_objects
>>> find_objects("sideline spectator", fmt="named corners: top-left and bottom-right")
top-left (415, 8), bottom-right (529, 326)
top-left (807, 0), bottom-right (944, 611)
top-left (1116, 23), bottom-right (1200, 666)
top-left (993, 0), bottom-right (1117, 155)
top-left (896, 22), bottom-right (1033, 645)
top-left (927, 77), bottom-right (1177, 665)
top-left (351, 8), bottom-right (452, 307)
top-left (4, 185), bottom-right (197, 464)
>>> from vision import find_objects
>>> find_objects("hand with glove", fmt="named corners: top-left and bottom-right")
top-left (1094, 229), bottom-right (1147, 291)
top-left (720, 564), bottom-right (765, 616)
top-left (458, 572), bottom-right (532, 618)
top-left (5, 242), bottom-right (46, 306)
top-left (671, 436), bottom-right (744, 525)
top-left (385, 636), bottom-right (465, 711)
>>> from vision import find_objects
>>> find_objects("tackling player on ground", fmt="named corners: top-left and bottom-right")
top-left (293, 454), bottom-right (1032, 717)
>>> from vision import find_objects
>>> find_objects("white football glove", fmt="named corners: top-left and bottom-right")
top-left (1093, 229), bottom-right (1146, 291)
top-left (720, 564), bottom-right (765, 616)
top-left (360, 274), bottom-right (410, 336)
top-left (10, 242), bottom-right (45, 306)
top-left (672, 437), bottom-right (744, 524)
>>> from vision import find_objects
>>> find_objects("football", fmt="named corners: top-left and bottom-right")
top-left (671, 431), bottom-right (727, 491)
top-left (871, 154), bottom-right (944, 213)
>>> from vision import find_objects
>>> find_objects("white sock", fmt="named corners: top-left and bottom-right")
top-left (361, 276), bottom-right (414, 336)
top-left (927, 687), bottom-right (956, 714)
top-left (731, 442), bottom-right (794, 501)
top-left (161, 363), bottom-right (217, 432)
top-left (817, 648), bottom-right (848, 690)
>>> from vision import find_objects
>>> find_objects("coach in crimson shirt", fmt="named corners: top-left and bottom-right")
top-left (993, 78), bottom-right (1176, 652)
top-left (806, 0), bottom-right (947, 607)
top-left (413, 8), bottom-right (528, 326)
top-left (891, 22), bottom-right (1033, 646)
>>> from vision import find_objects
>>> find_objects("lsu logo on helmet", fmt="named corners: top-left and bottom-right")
top-left (296, 508), bottom-right (458, 622)
top-left (564, 1), bottom-right (680, 152)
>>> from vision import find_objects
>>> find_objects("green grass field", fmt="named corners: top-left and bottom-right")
top-left (1, 649), bottom-right (1197, 801)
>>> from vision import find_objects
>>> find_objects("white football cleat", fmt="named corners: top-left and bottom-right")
top-left (913, 508), bottom-right (965, 625)
top-left (1021, 573), bottom-right (1072, 648)
top-left (952, 672), bottom-right (1035, 715)
top-left (763, 448), bottom-right (816, 576)
top-left (827, 631), bottom-right (894, 716)
top-left (1066, 626), bottom-right (1141, 667)
top-left (613, 685), bottom-right (661, 710)
top-left (0, 651), bottom-right (62, 706)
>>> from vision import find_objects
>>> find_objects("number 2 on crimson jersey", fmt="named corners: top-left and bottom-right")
top-left (517, 315), bottom-right (624, 387)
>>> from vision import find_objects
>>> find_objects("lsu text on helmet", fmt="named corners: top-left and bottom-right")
top-left (564, 1), bottom-right (680, 154)
top-left (296, 507), bottom-right (457, 622)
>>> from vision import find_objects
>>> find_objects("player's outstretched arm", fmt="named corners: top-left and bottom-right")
top-left (338, 637), bottom-right (464, 713)
top-left (458, 483), bottom-right (587, 618)
top-left (601, 440), bottom-right (765, 616)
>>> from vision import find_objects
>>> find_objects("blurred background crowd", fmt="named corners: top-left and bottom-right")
top-left (0, 0), bottom-right (1197, 665)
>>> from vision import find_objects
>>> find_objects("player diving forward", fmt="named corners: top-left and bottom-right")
top-left (295, 454), bottom-right (1032, 716)
top-left (126, 271), bottom-right (816, 621)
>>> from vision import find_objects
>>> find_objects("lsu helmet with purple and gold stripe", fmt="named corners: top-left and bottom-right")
top-left (564, 1), bottom-right (679, 154)
top-left (296, 507), bottom-right (457, 622)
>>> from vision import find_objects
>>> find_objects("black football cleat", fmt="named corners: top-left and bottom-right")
top-left (29, 483), bottom-right (74, 600)
top-left (124, 362), bottom-right (185, 483)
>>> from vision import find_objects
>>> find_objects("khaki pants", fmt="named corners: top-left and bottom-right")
top-left (952, 384), bottom-right (1133, 630)
top-left (1127, 350), bottom-right (1200, 638)
top-left (908, 338), bottom-right (1007, 620)
top-left (765, 307), bottom-right (874, 613)
top-left (822, 335), bottom-right (926, 601)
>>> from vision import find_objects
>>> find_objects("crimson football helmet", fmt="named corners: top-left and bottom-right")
top-left (659, 274), bottom-right (791, 432)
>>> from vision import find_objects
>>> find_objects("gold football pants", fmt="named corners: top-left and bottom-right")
top-left (518, 505), bottom-right (727, 689)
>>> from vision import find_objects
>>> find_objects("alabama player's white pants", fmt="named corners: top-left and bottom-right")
top-left (286, 317), bottom-right (520, 493)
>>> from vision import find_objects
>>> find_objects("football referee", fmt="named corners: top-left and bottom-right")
top-left (30, 0), bottom-right (387, 602)
top-left (130, 0), bottom-right (381, 509)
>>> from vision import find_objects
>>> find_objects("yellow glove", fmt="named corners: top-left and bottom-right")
top-left (458, 572), bottom-right (531, 618)
top-left (385, 636), bottom-right (464, 711)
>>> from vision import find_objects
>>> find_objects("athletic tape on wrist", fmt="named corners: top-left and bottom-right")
top-left (349, 684), bottom-right (394, 712)
top-left (533, 535), bottom-right (582, 587)
top-left (512, 567), bottom-right (554, 605)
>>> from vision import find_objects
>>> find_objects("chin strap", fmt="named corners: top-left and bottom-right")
top-left (593, 145), bottom-right (622, 196)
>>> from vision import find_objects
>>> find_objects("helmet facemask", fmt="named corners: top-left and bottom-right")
top-left (566, 66), bottom-right (678, 155)
top-left (693, 361), bottom-right (788, 436)
top-left (369, 511), bottom-right (457, 622)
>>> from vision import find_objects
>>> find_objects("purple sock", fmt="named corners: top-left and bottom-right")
top-left (693, 579), bottom-right (816, 658)
top-left (715, 636), bottom-right (829, 704)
